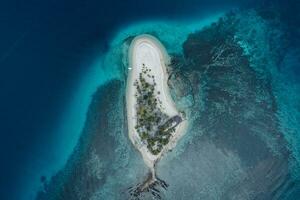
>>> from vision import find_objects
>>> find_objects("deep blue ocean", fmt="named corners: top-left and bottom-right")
top-left (1, 0), bottom-right (299, 199)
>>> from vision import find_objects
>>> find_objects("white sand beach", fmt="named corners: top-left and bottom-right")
top-left (126, 34), bottom-right (188, 172)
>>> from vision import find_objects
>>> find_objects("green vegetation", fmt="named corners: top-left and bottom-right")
top-left (134, 64), bottom-right (177, 155)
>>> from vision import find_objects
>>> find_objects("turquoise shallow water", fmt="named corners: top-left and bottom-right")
top-left (4, 0), bottom-right (300, 199)
top-left (20, 13), bottom-right (226, 200)
top-left (29, 13), bottom-right (229, 199)
top-left (21, 4), bottom-right (300, 200)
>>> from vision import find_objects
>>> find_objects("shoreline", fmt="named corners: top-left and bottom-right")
top-left (126, 34), bottom-right (189, 172)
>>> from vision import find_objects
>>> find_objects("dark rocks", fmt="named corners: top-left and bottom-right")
top-left (168, 70), bottom-right (195, 110)
top-left (127, 175), bottom-right (168, 200)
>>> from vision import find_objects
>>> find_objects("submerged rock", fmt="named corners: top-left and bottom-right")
top-left (168, 68), bottom-right (195, 111)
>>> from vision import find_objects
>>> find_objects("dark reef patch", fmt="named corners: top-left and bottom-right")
top-left (157, 10), bottom-right (297, 200)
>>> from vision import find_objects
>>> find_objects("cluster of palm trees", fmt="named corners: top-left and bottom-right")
top-left (133, 65), bottom-right (171, 155)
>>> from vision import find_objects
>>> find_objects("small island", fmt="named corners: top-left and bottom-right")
top-left (126, 34), bottom-right (188, 186)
